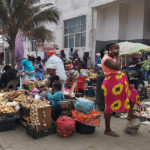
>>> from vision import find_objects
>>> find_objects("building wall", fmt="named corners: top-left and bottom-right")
top-left (41, 0), bottom-right (92, 60)
top-left (3, 0), bottom-right (148, 65)
top-left (96, 4), bottom-right (120, 41)
top-left (95, 0), bottom-right (148, 54)
top-left (124, 1), bottom-right (144, 40)
top-left (37, 0), bottom-right (150, 65)
top-left (143, 1), bottom-right (150, 40)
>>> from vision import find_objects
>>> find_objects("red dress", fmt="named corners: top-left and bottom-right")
top-left (75, 76), bottom-right (87, 91)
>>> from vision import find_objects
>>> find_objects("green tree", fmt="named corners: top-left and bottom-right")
top-left (0, 0), bottom-right (59, 68)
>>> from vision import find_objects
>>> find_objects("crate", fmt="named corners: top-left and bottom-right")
top-left (19, 119), bottom-right (27, 127)
top-left (0, 119), bottom-right (17, 132)
top-left (19, 116), bottom-right (30, 127)
top-left (36, 106), bottom-right (52, 131)
top-left (27, 106), bottom-right (52, 131)
top-left (26, 122), bottom-right (56, 139)
top-left (76, 121), bottom-right (95, 134)
top-left (20, 107), bottom-right (30, 117)
top-left (0, 112), bottom-right (20, 121)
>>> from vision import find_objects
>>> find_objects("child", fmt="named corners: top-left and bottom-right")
top-left (47, 80), bottom-right (64, 121)
top-left (46, 64), bottom-right (59, 88)
top-left (128, 84), bottom-right (141, 120)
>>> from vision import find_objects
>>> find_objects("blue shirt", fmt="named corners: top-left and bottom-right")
top-left (96, 57), bottom-right (101, 65)
top-left (47, 91), bottom-right (64, 108)
top-left (22, 59), bottom-right (34, 77)
top-left (34, 63), bottom-right (44, 80)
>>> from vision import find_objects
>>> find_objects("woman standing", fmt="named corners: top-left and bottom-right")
top-left (95, 53), bottom-right (102, 72)
top-left (69, 48), bottom-right (74, 60)
top-left (34, 56), bottom-right (44, 81)
top-left (22, 54), bottom-right (35, 81)
top-left (60, 50), bottom-right (66, 63)
top-left (83, 52), bottom-right (89, 69)
top-left (101, 43), bottom-right (130, 137)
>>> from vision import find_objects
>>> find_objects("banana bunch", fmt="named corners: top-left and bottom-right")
top-left (89, 73), bottom-right (97, 79)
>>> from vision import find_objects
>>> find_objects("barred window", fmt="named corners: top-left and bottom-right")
top-left (64, 16), bottom-right (86, 48)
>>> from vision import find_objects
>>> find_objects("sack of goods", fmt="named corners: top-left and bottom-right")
top-left (66, 70), bottom-right (79, 82)
top-left (125, 118), bottom-right (140, 135)
top-left (75, 97), bottom-right (95, 114)
top-left (57, 116), bottom-right (75, 137)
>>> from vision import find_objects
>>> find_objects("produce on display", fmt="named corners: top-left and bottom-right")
top-left (0, 99), bottom-right (18, 114)
top-left (23, 81), bottom-right (46, 87)
top-left (29, 100), bottom-right (51, 131)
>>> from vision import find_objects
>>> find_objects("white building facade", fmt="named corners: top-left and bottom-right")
top-left (4, 0), bottom-right (150, 65)
top-left (35, 0), bottom-right (150, 66)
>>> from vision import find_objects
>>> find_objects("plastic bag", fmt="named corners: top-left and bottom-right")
top-left (75, 97), bottom-right (95, 114)
top-left (57, 116), bottom-right (75, 137)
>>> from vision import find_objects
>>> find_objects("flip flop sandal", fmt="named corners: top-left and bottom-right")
top-left (104, 130), bottom-right (120, 137)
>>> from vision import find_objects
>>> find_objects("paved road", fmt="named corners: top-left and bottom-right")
top-left (0, 115), bottom-right (150, 150)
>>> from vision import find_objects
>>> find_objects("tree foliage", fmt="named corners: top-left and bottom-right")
top-left (0, 0), bottom-right (59, 67)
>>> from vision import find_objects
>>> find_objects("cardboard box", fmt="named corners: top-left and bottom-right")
top-left (36, 106), bottom-right (51, 131)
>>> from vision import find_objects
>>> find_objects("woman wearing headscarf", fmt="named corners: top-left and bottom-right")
top-left (45, 50), bottom-right (67, 91)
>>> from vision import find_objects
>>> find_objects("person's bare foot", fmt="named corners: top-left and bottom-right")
top-left (104, 130), bottom-right (120, 137)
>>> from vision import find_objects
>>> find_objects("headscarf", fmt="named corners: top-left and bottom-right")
top-left (96, 53), bottom-right (101, 57)
top-left (48, 50), bottom-right (55, 57)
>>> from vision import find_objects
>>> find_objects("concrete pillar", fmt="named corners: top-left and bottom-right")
top-left (87, 7), bottom-right (97, 67)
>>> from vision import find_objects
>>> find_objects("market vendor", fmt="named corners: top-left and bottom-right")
top-left (45, 50), bottom-right (67, 91)
top-left (0, 65), bottom-right (17, 90)
top-left (46, 64), bottom-right (59, 88)
top-left (101, 43), bottom-right (131, 137)
top-left (22, 54), bottom-right (35, 81)
top-left (47, 80), bottom-right (64, 121)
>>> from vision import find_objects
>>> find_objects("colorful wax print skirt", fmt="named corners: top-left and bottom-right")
top-left (129, 88), bottom-right (140, 108)
top-left (102, 72), bottom-right (130, 113)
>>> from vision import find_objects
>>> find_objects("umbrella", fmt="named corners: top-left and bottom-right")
top-left (119, 41), bottom-right (150, 55)
top-left (122, 52), bottom-right (142, 58)
top-left (15, 29), bottom-right (24, 70)
top-left (15, 29), bottom-right (24, 89)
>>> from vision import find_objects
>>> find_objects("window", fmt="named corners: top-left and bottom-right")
top-left (64, 16), bottom-right (86, 48)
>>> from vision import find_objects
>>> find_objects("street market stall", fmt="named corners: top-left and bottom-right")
top-left (0, 68), bottom-right (101, 138)
top-left (119, 42), bottom-right (150, 99)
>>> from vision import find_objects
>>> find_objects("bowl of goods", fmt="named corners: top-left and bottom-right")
top-left (59, 101), bottom-right (70, 109)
